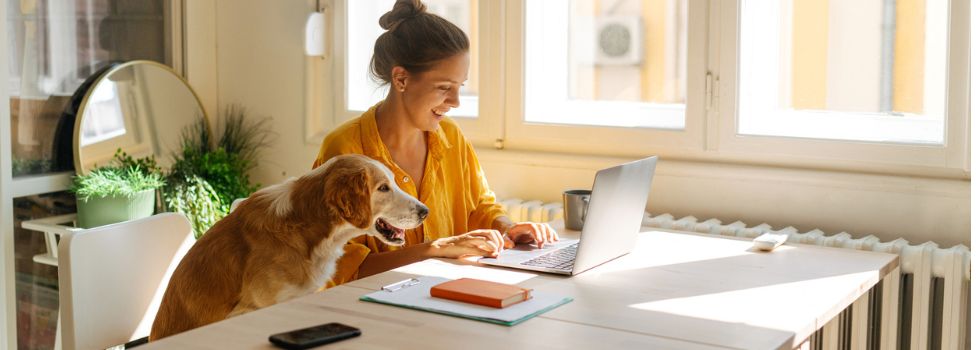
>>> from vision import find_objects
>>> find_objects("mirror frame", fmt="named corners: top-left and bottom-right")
top-left (72, 60), bottom-right (211, 174)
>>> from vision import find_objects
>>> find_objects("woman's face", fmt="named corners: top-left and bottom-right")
top-left (398, 52), bottom-right (469, 131)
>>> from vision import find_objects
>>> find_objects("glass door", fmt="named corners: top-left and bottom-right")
top-left (5, 1), bottom-right (173, 348)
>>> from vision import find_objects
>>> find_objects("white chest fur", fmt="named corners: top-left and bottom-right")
top-left (309, 243), bottom-right (346, 289)
top-left (274, 225), bottom-right (358, 304)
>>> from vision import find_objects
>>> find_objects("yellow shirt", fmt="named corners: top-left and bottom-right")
top-left (312, 104), bottom-right (508, 286)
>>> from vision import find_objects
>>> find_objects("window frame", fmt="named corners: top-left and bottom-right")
top-left (312, 0), bottom-right (969, 176)
top-left (308, 0), bottom-right (502, 148)
top-left (501, 0), bottom-right (709, 157)
top-left (713, 0), bottom-right (970, 172)
top-left (2, 1), bottom-right (184, 348)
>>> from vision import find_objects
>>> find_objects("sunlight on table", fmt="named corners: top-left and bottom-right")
top-left (392, 258), bottom-right (540, 285)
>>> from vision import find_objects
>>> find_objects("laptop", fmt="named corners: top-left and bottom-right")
top-left (479, 156), bottom-right (657, 275)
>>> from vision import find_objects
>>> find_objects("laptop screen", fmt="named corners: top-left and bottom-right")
top-left (572, 156), bottom-right (657, 275)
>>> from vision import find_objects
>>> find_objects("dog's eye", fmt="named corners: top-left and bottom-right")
top-left (378, 184), bottom-right (390, 192)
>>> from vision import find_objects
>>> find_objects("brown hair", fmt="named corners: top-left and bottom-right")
top-left (371, 0), bottom-right (469, 85)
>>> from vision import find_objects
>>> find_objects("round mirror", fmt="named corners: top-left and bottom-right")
top-left (73, 60), bottom-right (208, 173)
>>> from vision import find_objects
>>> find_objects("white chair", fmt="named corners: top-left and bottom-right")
top-left (58, 213), bottom-right (196, 350)
top-left (21, 213), bottom-right (82, 267)
top-left (230, 197), bottom-right (246, 212)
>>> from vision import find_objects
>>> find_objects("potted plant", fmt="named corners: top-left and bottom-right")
top-left (163, 173), bottom-right (224, 238)
top-left (163, 104), bottom-right (274, 237)
top-left (70, 163), bottom-right (165, 228)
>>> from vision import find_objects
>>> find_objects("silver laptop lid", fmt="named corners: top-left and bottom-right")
top-left (571, 156), bottom-right (657, 275)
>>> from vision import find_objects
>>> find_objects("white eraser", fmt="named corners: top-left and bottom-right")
top-left (752, 232), bottom-right (788, 251)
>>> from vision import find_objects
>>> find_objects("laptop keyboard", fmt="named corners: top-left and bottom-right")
top-left (521, 244), bottom-right (579, 270)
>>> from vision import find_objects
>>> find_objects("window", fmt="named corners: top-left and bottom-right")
top-left (345, 0), bottom-right (478, 118)
top-left (80, 83), bottom-right (127, 146)
top-left (716, 0), bottom-right (968, 170)
top-left (737, 0), bottom-right (948, 144)
top-left (3, 1), bottom-right (175, 349)
top-left (502, 0), bottom-right (707, 155)
top-left (316, 0), bottom-right (968, 172)
top-left (524, 0), bottom-right (688, 129)
top-left (7, 0), bottom-right (171, 176)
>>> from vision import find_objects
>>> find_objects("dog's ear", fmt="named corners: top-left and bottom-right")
top-left (325, 164), bottom-right (373, 229)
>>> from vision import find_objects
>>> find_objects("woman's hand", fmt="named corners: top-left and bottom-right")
top-left (505, 222), bottom-right (559, 249)
top-left (428, 229), bottom-right (505, 258)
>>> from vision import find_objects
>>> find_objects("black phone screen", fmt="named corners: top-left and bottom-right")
top-left (268, 322), bottom-right (361, 349)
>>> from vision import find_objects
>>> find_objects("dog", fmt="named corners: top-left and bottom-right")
top-left (149, 154), bottom-right (428, 340)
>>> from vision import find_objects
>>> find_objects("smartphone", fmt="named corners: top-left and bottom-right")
top-left (268, 322), bottom-right (361, 349)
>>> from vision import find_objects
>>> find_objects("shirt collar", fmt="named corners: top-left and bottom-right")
top-left (360, 102), bottom-right (452, 162)
top-left (359, 104), bottom-right (386, 161)
top-left (427, 120), bottom-right (451, 160)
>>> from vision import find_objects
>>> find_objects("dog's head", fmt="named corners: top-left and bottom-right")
top-left (318, 154), bottom-right (428, 246)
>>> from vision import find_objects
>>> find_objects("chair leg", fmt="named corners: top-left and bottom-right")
top-left (124, 337), bottom-right (149, 348)
top-left (55, 312), bottom-right (62, 350)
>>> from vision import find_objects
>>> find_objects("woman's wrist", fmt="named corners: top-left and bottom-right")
top-left (492, 216), bottom-right (514, 236)
top-left (423, 240), bottom-right (439, 258)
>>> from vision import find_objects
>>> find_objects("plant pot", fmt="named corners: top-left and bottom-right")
top-left (76, 189), bottom-right (156, 228)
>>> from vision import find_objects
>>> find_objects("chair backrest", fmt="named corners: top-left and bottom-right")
top-left (230, 197), bottom-right (246, 212)
top-left (58, 213), bottom-right (196, 350)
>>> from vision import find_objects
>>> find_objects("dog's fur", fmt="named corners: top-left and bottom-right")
top-left (149, 154), bottom-right (427, 340)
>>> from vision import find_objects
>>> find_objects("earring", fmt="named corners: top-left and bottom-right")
top-left (399, 87), bottom-right (405, 92)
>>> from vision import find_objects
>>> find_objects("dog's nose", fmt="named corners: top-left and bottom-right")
top-left (417, 205), bottom-right (429, 221)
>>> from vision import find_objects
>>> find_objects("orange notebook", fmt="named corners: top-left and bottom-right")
top-left (430, 278), bottom-right (532, 308)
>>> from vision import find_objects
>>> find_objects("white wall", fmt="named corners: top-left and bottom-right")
top-left (187, 0), bottom-right (969, 248)
top-left (478, 150), bottom-right (969, 248)
top-left (188, 0), bottom-right (322, 181)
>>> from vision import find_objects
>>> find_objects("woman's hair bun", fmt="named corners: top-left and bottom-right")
top-left (370, 0), bottom-right (468, 84)
top-left (379, 0), bottom-right (427, 31)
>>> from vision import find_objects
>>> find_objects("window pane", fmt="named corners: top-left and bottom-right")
top-left (13, 192), bottom-right (76, 350)
top-left (7, 0), bottom-right (170, 177)
top-left (347, 0), bottom-right (478, 117)
top-left (737, 0), bottom-right (948, 144)
top-left (6, 2), bottom-right (169, 348)
top-left (525, 0), bottom-right (688, 129)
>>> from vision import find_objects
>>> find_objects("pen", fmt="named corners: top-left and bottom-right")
top-left (381, 278), bottom-right (420, 292)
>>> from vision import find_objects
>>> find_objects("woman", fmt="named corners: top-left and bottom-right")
top-left (313, 0), bottom-right (557, 287)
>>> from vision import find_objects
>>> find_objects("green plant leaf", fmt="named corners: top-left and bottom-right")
top-left (163, 104), bottom-right (275, 237)
top-left (70, 166), bottom-right (165, 201)
top-left (162, 174), bottom-right (227, 238)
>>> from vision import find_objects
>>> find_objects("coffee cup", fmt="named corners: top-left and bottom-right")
top-left (562, 189), bottom-right (591, 231)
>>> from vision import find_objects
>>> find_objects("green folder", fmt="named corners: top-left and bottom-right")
top-left (359, 275), bottom-right (573, 326)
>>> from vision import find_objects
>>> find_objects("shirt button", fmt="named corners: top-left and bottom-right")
top-left (402, 176), bottom-right (410, 183)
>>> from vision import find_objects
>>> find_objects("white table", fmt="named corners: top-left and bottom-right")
top-left (142, 228), bottom-right (897, 349)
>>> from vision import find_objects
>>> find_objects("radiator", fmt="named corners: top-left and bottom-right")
top-left (499, 199), bottom-right (971, 350)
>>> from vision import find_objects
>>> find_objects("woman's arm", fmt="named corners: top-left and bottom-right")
top-left (492, 215), bottom-right (514, 233)
top-left (356, 242), bottom-right (435, 278)
top-left (357, 229), bottom-right (507, 278)
top-left (456, 138), bottom-right (557, 248)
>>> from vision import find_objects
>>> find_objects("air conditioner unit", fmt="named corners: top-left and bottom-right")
top-left (594, 16), bottom-right (643, 66)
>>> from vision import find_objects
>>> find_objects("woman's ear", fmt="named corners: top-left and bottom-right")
top-left (391, 66), bottom-right (408, 92)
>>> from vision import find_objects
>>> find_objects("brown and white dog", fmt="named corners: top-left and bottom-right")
top-left (149, 154), bottom-right (428, 340)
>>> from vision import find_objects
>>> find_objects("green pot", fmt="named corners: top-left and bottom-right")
top-left (76, 189), bottom-right (156, 228)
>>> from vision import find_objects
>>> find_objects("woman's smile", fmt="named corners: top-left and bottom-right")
top-left (431, 108), bottom-right (449, 121)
